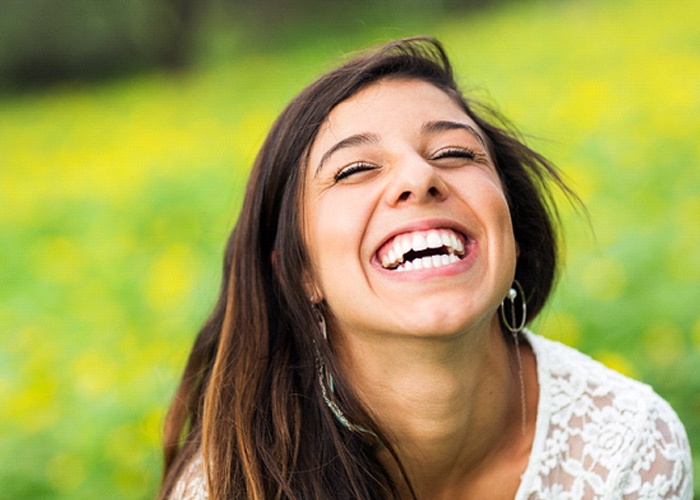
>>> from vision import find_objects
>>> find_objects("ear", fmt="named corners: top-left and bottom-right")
top-left (274, 249), bottom-right (324, 303)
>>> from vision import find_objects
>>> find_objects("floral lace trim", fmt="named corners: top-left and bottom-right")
top-left (168, 452), bottom-right (208, 500)
top-left (167, 333), bottom-right (693, 499)
top-left (518, 332), bottom-right (692, 499)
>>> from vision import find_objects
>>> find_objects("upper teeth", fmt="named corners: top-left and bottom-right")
top-left (380, 229), bottom-right (466, 270)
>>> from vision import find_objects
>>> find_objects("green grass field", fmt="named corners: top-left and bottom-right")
top-left (1, 0), bottom-right (698, 497)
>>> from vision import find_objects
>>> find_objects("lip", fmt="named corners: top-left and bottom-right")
top-left (370, 218), bottom-right (478, 277)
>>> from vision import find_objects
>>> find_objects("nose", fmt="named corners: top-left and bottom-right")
top-left (384, 155), bottom-right (448, 207)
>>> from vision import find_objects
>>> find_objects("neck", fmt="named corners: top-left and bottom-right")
top-left (335, 316), bottom-right (536, 498)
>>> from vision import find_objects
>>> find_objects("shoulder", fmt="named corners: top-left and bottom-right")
top-left (167, 451), bottom-right (208, 500)
top-left (521, 332), bottom-right (693, 499)
top-left (528, 331), bottom-right (680, 419)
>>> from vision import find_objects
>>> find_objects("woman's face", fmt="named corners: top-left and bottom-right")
top-left (303, 78), bottom-right (517, 341)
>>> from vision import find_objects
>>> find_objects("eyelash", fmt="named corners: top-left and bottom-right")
top-left (431, 146), bottom-right (478, 161)
top-left (333, 162), bottom-right (377, 182)
top-left (332, 147), bottom-right (482, 182)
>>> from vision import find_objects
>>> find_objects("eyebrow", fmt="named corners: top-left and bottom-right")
top-left (314, 120), bottom-right (487, 176)
top-left (315, 132), bottom-right (380, 176)
top-left (422, 120), bottom-right (487, 148)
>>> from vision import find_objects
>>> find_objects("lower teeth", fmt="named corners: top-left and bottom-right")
top-left (395, 253), bottom-right (461, 272)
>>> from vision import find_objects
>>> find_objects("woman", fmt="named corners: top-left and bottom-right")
top-left (160, 37), bottom-right (692, 499)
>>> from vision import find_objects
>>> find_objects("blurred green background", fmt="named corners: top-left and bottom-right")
top-left (1, 0), bottom-right (698, 497)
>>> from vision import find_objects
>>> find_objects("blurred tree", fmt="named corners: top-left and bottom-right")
top-left (0, 0), bottom-right (205, 88)
top-left (0, 0), bottom-right (511, 88)
top-left (205, 0), bottom-right (513, 53)
top-left (160, 0), bottom-right (202, 68)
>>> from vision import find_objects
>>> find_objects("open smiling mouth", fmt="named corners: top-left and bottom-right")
top-left (377, 228), bottom-right (468, 272)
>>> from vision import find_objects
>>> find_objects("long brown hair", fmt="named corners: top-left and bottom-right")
top-left (160, 36), bottom-right (573, 499)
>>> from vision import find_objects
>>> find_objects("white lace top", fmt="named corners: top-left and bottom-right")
top-left (168, 332), bottom-right (693, 499)
top-left (518, 332), bottom-right (692, 499)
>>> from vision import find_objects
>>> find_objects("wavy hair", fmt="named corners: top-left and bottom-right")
top-left (160, 36), bottom-right (574, 499)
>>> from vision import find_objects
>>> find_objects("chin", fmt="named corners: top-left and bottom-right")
top-left (391, 306), bottom-right (495, 340)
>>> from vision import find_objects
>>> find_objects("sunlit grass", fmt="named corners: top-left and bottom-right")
top-left (1, 0), bottom-right (698, 496)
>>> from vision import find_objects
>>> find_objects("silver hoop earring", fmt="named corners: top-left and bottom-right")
top-left (500, 279), bottom-right (527, 333)
top-left (499, 279), bottom-right (528, 434)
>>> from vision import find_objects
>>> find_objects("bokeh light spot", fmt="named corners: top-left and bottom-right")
top-left (579, 256), bottom-right (627, 300)
top-left (46, 453), bottom-right (87, 494)
top-left (594, 350), bottom-right (638, 378)
top-left (144, 244), bottom-right (199, 313)
top-left (692, 316), bottom-right (700, 354)
top-left (72, 349), bottom-right (119, 397)
top-left (642, 322), bottom-right (686, 369)
top-left (540, 311), bottom-right (581, 347)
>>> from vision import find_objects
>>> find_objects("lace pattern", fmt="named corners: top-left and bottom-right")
top-left (168, 452), bottom-right (207, 500)
top-left (166, 332), bottom-right (693, 499)
top-left (517, 332), bottom-right (692, 499)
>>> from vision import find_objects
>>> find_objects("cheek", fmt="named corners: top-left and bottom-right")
top-left (468, 176), bottom-right (517, 265)
top-left (478, 173), bottom-right (512, 227)
top-left (452, 169), bottom-right (512, 227)
top-left (493, 194), bottom-right (517, 255)
top-left (497, 204), bottom-right (519, 281)
top-left (305, 196), bottom-right (367, 291)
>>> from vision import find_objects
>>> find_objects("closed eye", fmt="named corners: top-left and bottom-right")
top-left (431, 147), bottom-right (478, 161)
top-left (333, 162), bottom-right (378, 182)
